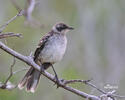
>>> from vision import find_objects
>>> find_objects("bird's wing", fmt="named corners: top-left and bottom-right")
top-left (34, 32), bottom-right (52, 61)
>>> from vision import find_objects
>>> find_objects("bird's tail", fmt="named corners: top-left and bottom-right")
top-left (18, 67), bottom-right (41, 93)
top-left (18, 63), bottom-right (51, 93)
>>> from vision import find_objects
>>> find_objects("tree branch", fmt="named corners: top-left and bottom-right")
top-left (62, 79), bottom-right (125, 99)
top-left (0, 32), bottom-right (22, 39)
top-left (11, 0), bottom-right (43, 28)
top-left (0, 56), bottom-right (28, 90)
top-left (0, 41), bottom-right (100, 100)
top-left (0, 10), bottom-right (24, 33)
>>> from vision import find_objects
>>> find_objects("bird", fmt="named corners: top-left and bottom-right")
top-left (18, 22), bottom-right (74, 93)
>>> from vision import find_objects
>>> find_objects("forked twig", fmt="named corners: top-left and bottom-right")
top-left (63, 79), bottom-right (125, 99)
top-left (0, 57), bottom-right (28, 90)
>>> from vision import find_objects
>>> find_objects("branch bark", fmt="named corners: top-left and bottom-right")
top-left (0, 41), bottom-right (100, 100)
top-left (0, 32), bottom-right (22, 39)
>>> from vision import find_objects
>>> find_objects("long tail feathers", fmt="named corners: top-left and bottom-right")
top-left (18, 63), bottom-right (51, 93)
top-left (26, 70), bottom-right (40, 93)
top-left (18, 67), bottom-right (41, 93)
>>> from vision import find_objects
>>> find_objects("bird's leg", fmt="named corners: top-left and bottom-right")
top-left (42, 63), bottom-right (51, 70)
top-left (38, 61), bottom-right (45, 72)
top-left (51, 64), bottom-right (60, 88)
top-left (40, 65), bottom-right (45, 72)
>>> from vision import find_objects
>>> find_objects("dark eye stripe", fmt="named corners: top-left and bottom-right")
top-left (56, 25), bottom-right (67, 32)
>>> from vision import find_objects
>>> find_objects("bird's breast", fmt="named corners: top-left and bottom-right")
top-left (39, 35), bottom-right (67, 63)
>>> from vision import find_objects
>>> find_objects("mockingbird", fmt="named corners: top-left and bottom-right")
top-left (18, 22), bottom-right (74, 93)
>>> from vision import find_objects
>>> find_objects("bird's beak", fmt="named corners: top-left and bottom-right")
top-left (67, 27), bottom-right (74, 30)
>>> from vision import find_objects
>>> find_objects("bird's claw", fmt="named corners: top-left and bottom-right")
top-left (53, 75), bottom-right (61, 88)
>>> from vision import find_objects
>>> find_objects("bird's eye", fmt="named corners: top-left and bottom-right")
top-left (56, 25), bottom-right (62, 32)
top-left (56, 25), bottom-right (60, 28)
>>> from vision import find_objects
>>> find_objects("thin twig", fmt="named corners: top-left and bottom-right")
top-left (0, 67), bottom-right (28, 90)
top-left (29, 51), bottom-right (33, 57)
top-left (0, 57), bottom-right (28, 90)
top-left (13, 68), bottom-right (28, 74)
top-left (86, 82), bottom-right (106, 94)
top-left (62, 79), bottom-right (125, 99)
top-left (0, 10), bottom-right (24, 33)
top-left (11, 0), bottom-right (43, 28)
top-left (24, 0), bottom-right (36, 21)
top-left (0, 32), bottom-right (22, 39)
top-left (0, 57), bottom-right (16, 89)
top-left (4, 57), bottom-right (16, 85)
top-left (62, 79), bottom-right (91, 85)
top-left (107, 92), bottom-right (125, 99)
top-left (64, 79), bottom-right (106, 94)
top-left (62, 79), bottom-right (106, 94)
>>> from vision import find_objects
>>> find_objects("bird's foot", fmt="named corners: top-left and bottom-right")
top-left (54, 75), bottom-right (61, 88)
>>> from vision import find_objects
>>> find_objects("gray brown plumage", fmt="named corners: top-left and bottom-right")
top-left (18, 22), bottom-right (73, 93)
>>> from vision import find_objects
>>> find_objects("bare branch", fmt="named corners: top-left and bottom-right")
top-left (100, 90), bottom-right (118, 100)
top-left (85, 81), bottom-right (106, 94)
top-left (23, 0), bottom-right (43, 28)
top-left (62, 79), bottom-right (91, 85)
top-left (0, 32), bottom-right (22, 39)
top-left (4, 57), bottom-right (16, 85)
top-left (11, 0), bottom-right (35, 21)
top-left (112, 94), bottom-right (125, 98)
top-left (63, 79), bottom-right (125, 99)
top-left (13, 68), bottom-right (28, 74)
top-left (11, 0), bottom-right (43, 28)
top-left (0, 10), bottom-right (24, 33)
top-left (62, 79), bottom-right (106, 94)
top-left (0, 57), bottom-right (16, 90)
top-left (0, 57), bottom-right (28, 90)
top-left (11, 0), bottom-right (35, 20)
top-left (0, 41), bottom-right (100, 100)
top-left (24, 0), bottom-right (36, 21)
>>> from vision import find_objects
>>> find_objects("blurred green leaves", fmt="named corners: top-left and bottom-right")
top-left (0, 90), bottom-right (19, 100)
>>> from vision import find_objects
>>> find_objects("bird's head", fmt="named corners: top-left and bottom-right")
top-left (52, 22), bottom-right (74, 34)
